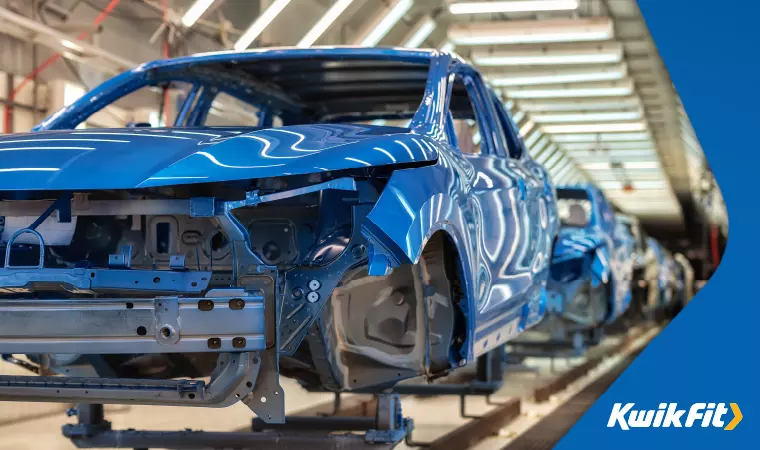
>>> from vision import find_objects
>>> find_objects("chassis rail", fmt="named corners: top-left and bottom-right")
top-left (0, 289), bottom-right (266, 354)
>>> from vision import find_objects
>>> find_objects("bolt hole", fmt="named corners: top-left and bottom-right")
top-left (188, 393), bottom-right (195, 399)
top-left (160, 327), bottom-right (172, 338)
top-left (153, 277), bottom-right (161, 283)
top-left (246, 381), bottom-right (253, 388)
top-left (126, 302), bottom-right (134, 309)
top-left (235, 394), bottom-right (240, 398)
top-left (90, 272), bottom-right (95, 278)
top-left (136, 326), bottom-right (147, 336)
top-left (191, 281), bottom-right (198, 287)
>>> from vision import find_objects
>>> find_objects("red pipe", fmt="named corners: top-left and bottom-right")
top-left (710, 225), bottom-right (721, 269)
top-left (3, 0), bottom-right (122, 133)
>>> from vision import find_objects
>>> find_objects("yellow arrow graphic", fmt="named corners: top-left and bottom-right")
top-left (725, 403), bottom-right (742, 430)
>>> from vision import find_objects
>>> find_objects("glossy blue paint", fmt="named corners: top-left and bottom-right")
top-left (547, 185), bottom-right (634, 326)
top-left (0, 125), bottom-right (433, 190)
top-left (4, 47), bottom-right (559, 366)
top-left (647, 236), bottom-right (676, 307)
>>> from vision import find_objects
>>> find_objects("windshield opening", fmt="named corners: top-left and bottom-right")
top-left (37, 57), bottom-right (431, 131)
top-left (557, 188), bottom-right (592, 228)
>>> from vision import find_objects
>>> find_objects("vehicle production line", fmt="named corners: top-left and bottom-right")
top-left (0, 0), bottom-right (724, 449)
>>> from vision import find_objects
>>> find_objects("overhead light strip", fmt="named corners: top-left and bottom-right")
top-left (449, 0), bottom-right (579, 14)
top-left (472, 42), bottom-right (623, 66)
top-left (449, 17), bottom-right (613, 46)
top-left (517, 96), bottom-right (641, 112)
top-left (506, 80), bottom-right (635, 99)
top-left (490, 64), bottom-right (627, 86)
top-left (297, 0), bottom-right (354, 48)
top-left (182, 0), bottom-right (215, 27)
top-left (359, 0), bottom-right (413, 47)
top-left (403, 16), bottom-right (436, 48)
top-left (559, 141), bottom-right (655, 150)
top-left (552, 132), bottom-right (651, 143)
top-left (532, 110), bottom-right (642, 123)
top-left (234, 0), bottom-right (291, 51)
top-left (542, 122), bottom-right (648, 134)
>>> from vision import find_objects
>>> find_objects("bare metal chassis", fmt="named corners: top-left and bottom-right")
top-left (0, 181), bottom-right (369, 422)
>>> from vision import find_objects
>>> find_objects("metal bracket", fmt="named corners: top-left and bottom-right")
top-left (278, 204), bottom-right (371, 355)
top-left (0, 351), bottom-right (261, 407)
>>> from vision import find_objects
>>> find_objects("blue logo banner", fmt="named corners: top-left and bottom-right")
top-left (558, 0), bottom-right (759, 447)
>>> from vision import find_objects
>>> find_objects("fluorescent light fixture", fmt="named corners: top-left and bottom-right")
top-left (567, 150), bottom-right (657, 161)
top-left (533, 110), bottom-right (642, 123)
top-left (450, 0), bottom-right (579, 14)
top-left (234, 0), bottom-right (291, 51)
top-left (524, 130), bottom-right (542, 147)
top-left (519, 119), bottom-right (535, 136)
top-left (552, 132), bottom-right (651, 143)
top-left (297, 0), bottom-right (354, 48)
top-left (472, 42), bottom-right (623, 66)
top-left (581, 162), bottom-right (611, 170)
top-left (553, 162), bottom-right (575, 182)
top-left (624, 161), bottom-right (660, 169)
top-left (60, 39), bottom-right (83, 52)
top-left (544, 151), bottom-right (564, 169)
top-left (542, 122), bottom-right (647, 134)
top-left (506, 79), bottom-right (635, 99)
top-left (599, 180), bottom-right (667, 190)
top-left (403, 16), bottom-right (436, 48)
top-left (517, 96), bottom-right (641, 112)
top-left (588, 171), bottom-right (664, 182)
top-left (449, 18), bottom-right (613, 46)
top-left (489, 64), bottom-right (627, 87)
top-left (551, 156), bottom-right (572, 173)
top-left (582, 161), bottom-right (659, 170)
top-left (560, 141), bottom-right (654, 151)
top-left (182, 0), bottom-right (215, 27)
top-left (440, 40), bottom-right (456, 52)
top-left (535, 144), bottom-right (557, 164)
top-left (357, 0), bottom-right (413, 47)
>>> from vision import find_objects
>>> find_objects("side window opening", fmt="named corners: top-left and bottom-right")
top-left (449, 75), bottom-right (484, 155)
top-left (492, 97), bottom-right (524, 159)
top-left (205, 92), bottom-right (261, 127)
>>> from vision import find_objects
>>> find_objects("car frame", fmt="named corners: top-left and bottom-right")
top-left (0, 47), bottom-right (558, 422)
top-left (541, 184), bottom-right (634, 340)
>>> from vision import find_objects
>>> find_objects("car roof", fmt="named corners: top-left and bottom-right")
top-left (130, 47), bottom-right (467, 121)
top-left (134, 46), bottom-right (459, 73)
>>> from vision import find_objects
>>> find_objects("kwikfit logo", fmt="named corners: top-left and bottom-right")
top-left (607, 403), bottom-right (742, 430)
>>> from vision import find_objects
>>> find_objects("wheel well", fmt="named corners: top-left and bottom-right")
top-left (424, 231), bottom-right (468, 364)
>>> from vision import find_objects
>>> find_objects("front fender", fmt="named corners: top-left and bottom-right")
top-left (361, 151), bottom-right (479, 361)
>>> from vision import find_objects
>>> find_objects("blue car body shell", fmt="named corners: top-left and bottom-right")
top-left (546, 185), bottom-right (634, 325)
top-left (2, 47), bottom-right (559, 365)
top-left (647, 237), bottom-right (675, 307)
